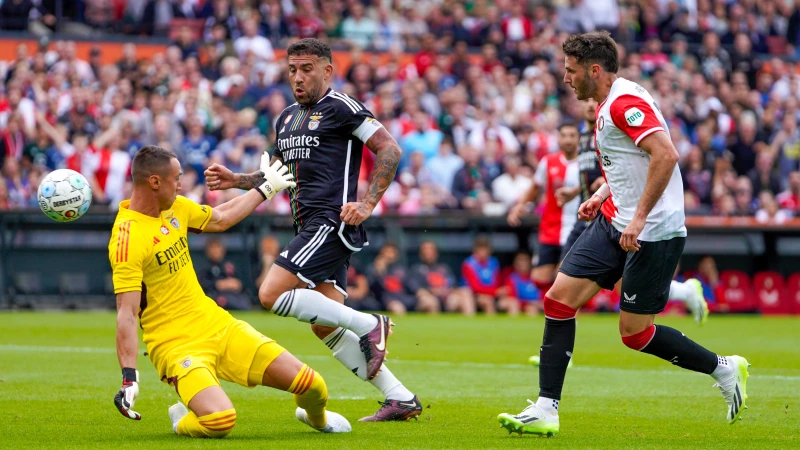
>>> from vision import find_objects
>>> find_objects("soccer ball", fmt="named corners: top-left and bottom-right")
top-left (37, 169), bottom-right (92, 222)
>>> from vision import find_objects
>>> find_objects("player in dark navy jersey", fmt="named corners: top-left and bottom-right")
top-left (558, 99), bottom-right (603, 261)
top-left (205, 39), bottom-right (422, 423)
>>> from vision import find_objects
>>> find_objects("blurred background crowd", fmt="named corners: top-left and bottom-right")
top-left (0, 0), bottom-right (799, 221)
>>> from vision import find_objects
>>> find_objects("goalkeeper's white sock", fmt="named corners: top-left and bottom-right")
top-left (272, 289), bottom-right (378, 336)
top-left (669, 280), bottom-right (694, 305)
top-left (323, 327), bottom-right (414, 401)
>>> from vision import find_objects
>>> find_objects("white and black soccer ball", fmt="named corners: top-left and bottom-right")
top-left (37, 169), bottom-right (92, 222)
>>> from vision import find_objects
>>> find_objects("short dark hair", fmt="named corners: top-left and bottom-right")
top-left (287, 38), bottom-right (332, 62)
top-left (132, 145), bottom-right (177, 184)
top-left (562, 31), bottom-right (619, 74)
top-left (558, 122), bottom-right (580, 133)
top-left (473, 236), bottom-right (491, 250)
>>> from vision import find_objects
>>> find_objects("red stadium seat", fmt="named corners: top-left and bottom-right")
top-left (752, 271), bottom-right (791, 315)
top-left (169, 19), bottom-right (205, 41)
top-left (785, 273), bottom-right (800, 314)
top-left (715, 270), bottom-right (756, 313)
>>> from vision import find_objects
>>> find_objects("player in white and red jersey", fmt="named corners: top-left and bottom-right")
top-left (498, 31), bottom-right (749, 438)
top-left (508, 123), bottom-right (580, 293)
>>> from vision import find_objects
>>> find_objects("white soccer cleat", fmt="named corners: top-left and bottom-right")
top-left (295, 408), bottom-right (352, 433)
top-left (497, 400), bottom-right (560, 436)
top-left (168, 402), bottom-right (189, 434)
top-left (685, 278), bottom-right (709, 325)
top-left (713, 355), bottom-right (751, 424)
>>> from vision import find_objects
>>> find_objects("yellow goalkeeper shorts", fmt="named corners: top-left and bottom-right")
top-left (158, 319), bottom-right (286, 404)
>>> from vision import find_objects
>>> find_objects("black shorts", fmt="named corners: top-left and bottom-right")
top-left (560, 220), bottom-right (588, 262)
top-left (274, 216), bottom-right (353, 298)
top-left (537, 243), bottom-right (563, 267)
top-left (559, 217), bottom-right (685, 315)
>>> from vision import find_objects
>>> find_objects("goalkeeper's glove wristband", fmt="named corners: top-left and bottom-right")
top-left (114, 367), bottom-right (141, 420)
top-left (253, 173), bottom-right (278, 200)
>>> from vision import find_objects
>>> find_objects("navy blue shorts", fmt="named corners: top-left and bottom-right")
top-left (559, 217), bottom-right (685, 314)
top-left (537, 243), bottom-right (563, 267)
top-left (560, 220), bottom-right (587, 262)
top-left (274, 216), bottom-right (352, 298)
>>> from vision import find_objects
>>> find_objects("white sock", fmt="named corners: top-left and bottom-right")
top-left (669, 280), bottom-right (694, 304)
top-left (536, 396), bottom-right (559, 416)
top-left (323, 327), bottom-right (414, 401)
top-left (272, 289), bottom-right (378, 336)
top-left (711, 355), bottom-right (733, 382)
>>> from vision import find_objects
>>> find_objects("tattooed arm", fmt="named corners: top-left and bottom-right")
top-left (340, 127), bottom-right (402, 226)
top-left (205, 154), bottom-right (283, 191)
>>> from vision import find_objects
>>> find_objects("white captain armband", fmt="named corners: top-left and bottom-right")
top-left (352, 117), bottom-right (383, 142)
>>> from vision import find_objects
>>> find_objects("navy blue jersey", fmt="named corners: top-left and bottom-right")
top-left (577, 128), bottom-right (602, 202)
top-left (273, 88), bottom-right (381, 251)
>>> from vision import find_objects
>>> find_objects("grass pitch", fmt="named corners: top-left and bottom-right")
top-left (0, 312), bottom-right (798, 449)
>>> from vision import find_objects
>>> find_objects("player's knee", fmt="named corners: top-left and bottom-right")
top-left (198, 408), bottom-right (236, 438)
top-left (258, 284), bottom-right (281, 309)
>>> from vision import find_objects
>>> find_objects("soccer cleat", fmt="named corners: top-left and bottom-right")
top-left (685, 278), bottom-right (709, 325)
top-left (359, 314), bottom-right (392, 380)
top-left (359, 395), bottom-right (423, 422)
top-left (168, 402), bottom-right (189, 434)
top-left (497, 400), bottom-right (559, 437)
top-left (713, 355), bottom-right (750, 424)
top-left (295, 408), bottom-right (352, 433)
top-left (528, 355), bottom-right (573, 369)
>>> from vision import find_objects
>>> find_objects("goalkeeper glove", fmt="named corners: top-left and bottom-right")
top-left (114, 368), bottom-right (141, 420)
top-left (255, 155), bottom-right (296, 200)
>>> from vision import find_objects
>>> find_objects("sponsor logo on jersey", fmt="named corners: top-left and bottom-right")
top-left (153, 237), bottom-right (160, 246)
top-left (624, 107), bottom-right (645, 127)
top-left (597, 116), bottom-right (604, 131)
top-left (276, 134), bottom-right (320, 162)
top-left (623, 292), bottom-right (637, 303)
top-left (160, 226), bottom-right (170, 235)
top-left (170, 218), bottom-right (180, 229)
top-left (200, 205), bottom-right (207, 213)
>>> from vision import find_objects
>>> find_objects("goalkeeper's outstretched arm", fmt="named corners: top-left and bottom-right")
top-left (115, 291), bottom-right (142, 420)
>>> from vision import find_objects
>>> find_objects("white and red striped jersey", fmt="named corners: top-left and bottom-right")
top-left (595, 78), bottom-right (686, 242)
top-left (533, 152), bottom-right (579, 246)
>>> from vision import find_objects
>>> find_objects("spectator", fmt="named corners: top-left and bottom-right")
top-left (461, 237), bottom-right (502, 314)
top-left (399, 111), bottom-right (444, 164)
top-left (0, 0), bottom-right (33, 31)
top-left (499, 252), bottom-right (540, 316)
top-left (452, 145), bottom-right (492, 210)
top-left (141, 0), bottom-right (185, 36)
top-left (172, 25), bottom-right (199, 59)
top-left (491, 155), bottom-right (532, 210)
top-left (340, 2), bottom-right (377, 49)
top-left (408, 241), bottom-right (476, 315)
top-left (772, 113), bottom-right (800, 180)
top-left (234, 17), bottom-right (275, 64)
top-left (727, 111), bottom-right (765, 177)
top-left (366, 242), bottom-right (423, 315)
top-left (201, 239), bottom-right (251, 310)
top-left (733, 176), bottom-right (757, 216)
top-left (180, 115), bottom-right (217, 181)
top-left (694, 255), bottom-right (720, 309)
top-left (777, 171), bottom-right (800, 212)
top-left (747, 152), bottom-right (783, 196)
top-left (756, 191), bottom-right (790, 224)
top-left (345, 265), bottom-right (383, 312)
top-left (425, 137), bottom-right (463, 191)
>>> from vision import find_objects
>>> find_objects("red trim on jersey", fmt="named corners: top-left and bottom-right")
top-left (608, 94), bottom-right (664, 145)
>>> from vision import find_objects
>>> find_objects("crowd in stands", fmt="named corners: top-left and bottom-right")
top-left (0, 1), bottom-right (798, 221)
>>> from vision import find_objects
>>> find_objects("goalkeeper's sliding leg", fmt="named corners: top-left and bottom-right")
top-left (169, 347), bottom-right (350, 438)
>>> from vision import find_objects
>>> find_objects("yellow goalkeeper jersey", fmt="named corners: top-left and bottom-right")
top-left (108, 195), bottom-right (233, 355)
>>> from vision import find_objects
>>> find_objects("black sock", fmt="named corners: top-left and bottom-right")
top-left (538, 317), bottom-right (576, 401)
top-left (641, 325), bottom-right (718, 374)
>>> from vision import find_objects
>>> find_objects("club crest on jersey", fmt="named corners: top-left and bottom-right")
top-left (597, 116), bottom-right (604, 131)
top-left (170, 218), bottom-right (180, 229)
top-left (181, 358), bottom-right (192, 369)
top-left (308, 114), bottom-right (323, 130)
top-left (160, 226), bottom-right (170, 235)
top-left (624, 107), bottom-right (645, 127)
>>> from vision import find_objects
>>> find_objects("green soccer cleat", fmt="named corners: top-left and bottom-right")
top-left (528, 355), bottom-right (573, 369)
top-left (713, 355), bottom-right (751, 424)
top-left (686, 278), bottom-right (709, 325)
top-left (497, 400), bottom-right (559, 437)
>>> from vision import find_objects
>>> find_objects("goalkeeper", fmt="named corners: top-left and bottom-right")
top-left (110, 145), bottom-right (351, 437)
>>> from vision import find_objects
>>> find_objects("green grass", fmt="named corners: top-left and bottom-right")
top-left (0, 312), bottom-right (798, 449)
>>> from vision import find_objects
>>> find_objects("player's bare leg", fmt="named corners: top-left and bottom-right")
top-left (532, 263), bottom-right (558, 295)
top-left (259, 265), bottom-right (391, 380)
top-left (498, 296), bottom-right (521, 316)
top-left (498, 272), bottom-right (598, 436)
top-left (314, 282), bottom-right (422, 422)
top-left (476, 294), bottom-right (497, 315)
top-left (171, 384), bottom-right (237, 438)
top-left (447, 287), bottom-right (476, 315)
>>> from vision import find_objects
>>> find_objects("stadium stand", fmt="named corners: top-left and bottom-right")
top-left (0, 0), bottom-right (798, 314)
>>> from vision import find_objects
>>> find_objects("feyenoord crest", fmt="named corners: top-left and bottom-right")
top-left (597, 116), bottom-right (604, 131)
